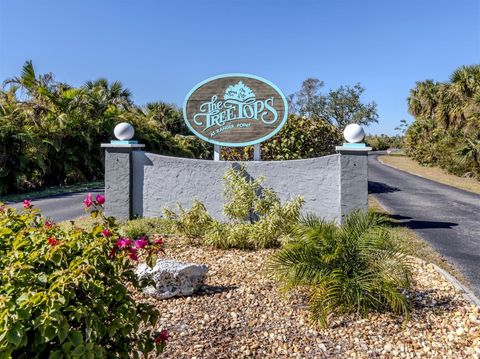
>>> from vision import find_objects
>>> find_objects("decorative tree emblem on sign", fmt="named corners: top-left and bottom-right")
top-left (224, 81), bottom-right (256, 102)
top-left (183, 74), bottom-right (288, 147)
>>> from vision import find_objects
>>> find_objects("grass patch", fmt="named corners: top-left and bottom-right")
top-left (0, 180), bottom-right (104, 203)
top-left (379, 155), bottom-right (480, 195)
top-left (57, 214), bottom-right (102, 232)
top-left (368, 195), bottom-right (467, 285)
top-left (121, 217), bottom-right (176, 238)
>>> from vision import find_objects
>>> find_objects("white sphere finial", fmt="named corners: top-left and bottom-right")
top-left (114, 122), bottom-right (135, 140)
top-left (343, 124), bottom-right (365, 143)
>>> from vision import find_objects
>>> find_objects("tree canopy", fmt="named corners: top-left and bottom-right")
top-left (405, 64), bottom-right (480, 179)
top-left (288, 78), bottom-right (378, 130)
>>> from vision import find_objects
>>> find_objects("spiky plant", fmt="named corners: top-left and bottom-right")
top-left (267, 211), bottom-right (411, 327)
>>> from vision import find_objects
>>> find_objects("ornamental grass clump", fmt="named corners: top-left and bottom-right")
top-left (163, 166), bottom-right (304, 249)
top-left (0, 196), bottom-right (167, 358)
top-left (268, 211), bottom-right (412, 327)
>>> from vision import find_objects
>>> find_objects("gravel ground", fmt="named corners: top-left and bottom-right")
top-left (138, 243), bottom-right (480, 359)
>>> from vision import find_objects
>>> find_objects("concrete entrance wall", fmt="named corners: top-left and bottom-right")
top-left (102, 144), bottom-right (370, 223)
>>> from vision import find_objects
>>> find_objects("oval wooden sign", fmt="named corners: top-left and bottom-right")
top-left (183, 74), bottom-right (288, 147)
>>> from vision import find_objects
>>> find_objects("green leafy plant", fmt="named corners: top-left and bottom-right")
top-left (0, 197), bottom-right (167, 358)
top-left (122, 217), bottom-right (176, 239)
top-left (405, 65), bottom-right (480, 179)
top-left (163, 200), bottom-right (213, 238)
top-left (267, 211), bottom-right (411, 327)
top-left (0, 61), bottom-right (211, 196)
top-left (164, 166), bottom-right (304, 249)
top-left (221, 115), bottom-right (341, 161)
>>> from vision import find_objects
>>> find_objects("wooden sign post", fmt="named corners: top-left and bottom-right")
top-left (183, 74), bottom-right (288, 161)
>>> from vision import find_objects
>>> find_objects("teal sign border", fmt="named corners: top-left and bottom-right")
top-left (183, 73), bottom-right (289, 147)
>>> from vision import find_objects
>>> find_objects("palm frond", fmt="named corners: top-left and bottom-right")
top-left (268, 210), bottom-right (412, 327)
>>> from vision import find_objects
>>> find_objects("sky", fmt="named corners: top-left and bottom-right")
top-left (1, 0), bottom-right (479, 135)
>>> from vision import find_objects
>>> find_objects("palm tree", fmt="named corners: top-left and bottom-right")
top-left (268, 211), bottom-right (411, 327)
top-left (83, 78), bottom-right (132, 110)
top-left (143, 102), bottom-right (187, 135)
top-left (450, 65), bottom-right (480, 99)
top-left (407, 80), bottom-right (440, 119)
top-left (456, 136), bottom-right (480, 176)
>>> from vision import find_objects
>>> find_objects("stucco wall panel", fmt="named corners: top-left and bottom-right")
top-left (132, 152), bottom-right (342, 222)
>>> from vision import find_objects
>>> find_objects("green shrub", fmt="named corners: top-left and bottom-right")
top-left (163, 200), bottom-right (214, 238)
top-left (221, 115), bottom-right (342, 161)
top-left (365, 134), bottom-right (403, 151)
top-left (0, 199), bottom-right (167, 358)
top-left (267, 211), bottom-right (411, 327)
top-left (164, 167), bottom-right (304, 249)
top-left (0, 61), bottom-right (211, 196)
top-left (405, 65), bottom-right (480, 179)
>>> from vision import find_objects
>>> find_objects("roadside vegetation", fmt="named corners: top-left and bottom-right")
top-left (0, 61), bottom-right (211, 196)
top-left (365, 134), bottom-right (403, 151)
top-left (1, 64), bottom-right (378, 195)
top-left (405, 64), bottom-right (480, 180)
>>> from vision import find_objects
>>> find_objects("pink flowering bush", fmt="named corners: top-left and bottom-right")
top-left (0, 196), bottom-right (167, 357)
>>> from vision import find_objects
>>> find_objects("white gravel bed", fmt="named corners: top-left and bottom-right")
top-left (138, 244), bottom-right (480, 358)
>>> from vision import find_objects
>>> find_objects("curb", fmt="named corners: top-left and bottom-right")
top-left (370, 193), bottom-right (480, 308)
top-left (408, 256), bottom-right (480, 308)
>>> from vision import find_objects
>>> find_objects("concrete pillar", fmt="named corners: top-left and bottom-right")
top-left (336, 145), bottom-right (372, 222)
top-left (101, 143), bottom-right (145, 220)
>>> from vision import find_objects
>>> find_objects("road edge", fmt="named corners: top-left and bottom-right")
top-left (408, 256), bottom-right (480, 307)
top-left (377, 155), bottom-right (480, 196)
top-left (369, 192), bottom-right (480, 307)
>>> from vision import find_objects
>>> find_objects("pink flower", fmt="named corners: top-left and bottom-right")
top-left (154, 238), bottom-right (164, 246)
top-left (154, 329), bottom-right (169, 343)
top-left (108, 247), bottom-right (116, 258)
top-left (96, 194), bottom-right (105, 205)
top-left (45, 221), bottom-right (53, 229)
top-left (116, 237), bottom-right (133, 249)
top-left (48, 236), bottom-right (60, 246)
top-left (102, 229), bottom-right (111, 237)
top-left (135, 237), bottom-right (148, 249)
top-left (128, 247), bottom-right (138, 261)
top-left (23, 199), bottom-right (32, 209)
top-left (82, 193), bottom-right (93, 208)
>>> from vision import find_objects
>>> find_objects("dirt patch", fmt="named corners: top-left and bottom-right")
top-left (379, 155), bottom-right (480, 195)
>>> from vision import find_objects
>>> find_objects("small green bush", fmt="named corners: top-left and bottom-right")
top-left (365, 134), bottom-right (403, 151)
top-left (0, 198), bottom-right (166, 358)
top-left (268, 211), bottom-right (411, 327)
top-left (163, 200), bottom-right (214, 238)
top-left (164, 166), bottom-right (304, 249)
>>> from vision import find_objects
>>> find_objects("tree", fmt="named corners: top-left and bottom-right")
top-left (321, 83), bottom-right (378, 130)
top-left (0, 60), bottom-right (212, 195)
top-left (405, 64), bottom-right (480, 179)
top-left (289, 78), bottom-right (325, 119)
top-left (289, 79), bottom-right (378, 130)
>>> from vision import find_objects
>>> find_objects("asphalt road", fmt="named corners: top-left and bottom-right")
top-left (7, 188), bottom-right (104, 223)
top-left (369, 152), bottom-right (480, 297)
